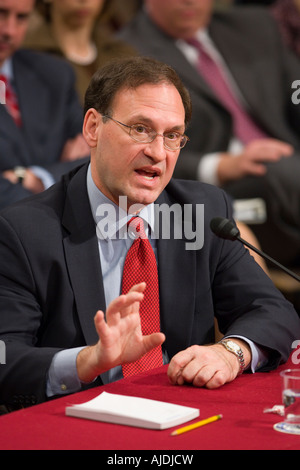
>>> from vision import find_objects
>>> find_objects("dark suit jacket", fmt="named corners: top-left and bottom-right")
top-left (0, 163), bottom-right (299, 407)
top-left (0, 49), bottom-right (89, 209)
top-left (118, 6), bottom-right (300, 179)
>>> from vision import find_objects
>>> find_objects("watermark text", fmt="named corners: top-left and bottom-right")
top-left (0, 79), bottom-right (5, 105)
top-left (95, 197), bottom-right (204, 251)
top-left (291, 340), bottom-right (300, 365)
top-left (0, 340), bottom-right (6, 364)
top-left (291, 80), bottom-right (300, 104)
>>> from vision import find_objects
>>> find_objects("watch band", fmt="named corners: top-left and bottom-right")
top-left (14, 166), bottom-right (26, 185)
top-left (218, 339), bottom-right (246, 376)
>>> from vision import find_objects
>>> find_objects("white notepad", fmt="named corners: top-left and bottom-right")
top-left (65, 391), bottom-right (199, 430)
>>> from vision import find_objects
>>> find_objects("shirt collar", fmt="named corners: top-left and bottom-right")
top-left (0, 58), bottom-right (13, 81)
top-left (86, 164), bottom-right (155, 241)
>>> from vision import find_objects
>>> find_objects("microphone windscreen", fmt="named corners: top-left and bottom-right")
top-left (210, 217), bottom-right (240, 240)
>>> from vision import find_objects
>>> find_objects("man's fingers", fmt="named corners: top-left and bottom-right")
top-left (106, 290), bottom-right (144, 321)
top-left (168, 359), bottom-right (227, 388)
top-left (190, 365), bottom-right (227, 388)
top-left (128, 282), bottom-right (147, 294)
top-left (110, 283), bottom-right (146, 314)
top-left (246, 139), bottom-right (293, 163)
top-left (167, 348), bottom-right (194, 384)
top-left (176, 359), bottom-right (203, 385)
top-left (246, 162), bottom-right (267, 176)
top-left (167, 344), bottom-right (243, 388)
top-left (168, 357), bottom-right (213, 387)
top-left (94, 310), bottom-right (108, 336)
top-left (142, 332), bottom-right (165, 354)
top-left (204, 370), bottom-right (228, 389)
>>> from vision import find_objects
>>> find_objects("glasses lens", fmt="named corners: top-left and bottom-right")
top-left (129, 124), bottom-right (188, 150)
top-left (164, 135), bottom-right (188, 150)
top-left (130, 125), bottom-right (154, 143)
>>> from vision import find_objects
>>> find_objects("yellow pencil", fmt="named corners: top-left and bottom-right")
top-left (171, 414), bottom-right (223, 436)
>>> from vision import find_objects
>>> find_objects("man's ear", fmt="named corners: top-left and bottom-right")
top-left (83, 108), bottom-right (100, 148)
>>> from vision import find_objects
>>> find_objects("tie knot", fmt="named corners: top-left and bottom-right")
top-left (128, 216), bottom-right (147, 239)
top-left (186, 37), bottom-right (204, 52)
top-left (186, 38), bottom-right (212, 60)
top-left (0, 74), bottom-right (7, 84)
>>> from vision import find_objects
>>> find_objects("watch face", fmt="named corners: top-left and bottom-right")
top-left (225, 340), bottom-right (239, 353)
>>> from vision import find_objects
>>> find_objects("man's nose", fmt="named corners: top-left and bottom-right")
top-left (143, 134), bottom-right (167, 161)
top-left (1, 15), bottom-right (18, 38)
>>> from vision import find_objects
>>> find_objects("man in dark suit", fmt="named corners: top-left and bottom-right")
top-left (118, 0), bottom-right (300, 267)
top-left (0, 0), bottom-right (89, 209)
top-left (0, 56), bottom-right (299, 410)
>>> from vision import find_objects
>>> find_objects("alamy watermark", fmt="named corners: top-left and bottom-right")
top-left (95, 196), bottom-right (204, 251)
top-left (0, 79), bottom-right (5, 105)
top-left (291, 340), bottom-right (300, 365)
top-left (0, 340), bottom-right (6, 364)
top-left (291, 80), bottom-right (300, 104)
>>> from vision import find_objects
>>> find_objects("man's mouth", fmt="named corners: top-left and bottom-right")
top-left (0, 41), bottom-right (11, 51)
top-left (135, 168), bottom-right (160, 180)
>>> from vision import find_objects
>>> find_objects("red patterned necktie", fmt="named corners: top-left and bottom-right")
top-left (0, 74), bottom-right (22, 126)
top-left (121, 217), bottom-right (163, 377)
top-left (188, 39), bottom-right (267, 144)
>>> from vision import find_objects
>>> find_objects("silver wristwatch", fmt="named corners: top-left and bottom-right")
top-left (219, 339), bottom-right (245, 375)
top-left (14, 166), bottom-right (26, 185)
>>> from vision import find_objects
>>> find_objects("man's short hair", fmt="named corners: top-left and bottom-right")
top-left (84, 56), bottom-right (192, 127)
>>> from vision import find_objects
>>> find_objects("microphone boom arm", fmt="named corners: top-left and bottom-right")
top-left (237, 235), bottom-right (300, 282)
top-left (210, 216), bottom-right (300, 283)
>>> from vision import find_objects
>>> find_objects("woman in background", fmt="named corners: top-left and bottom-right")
top-left (25, 0), bottom-right (135, 102)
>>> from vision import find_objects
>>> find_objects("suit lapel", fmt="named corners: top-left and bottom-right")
top-left (155, 191), bottom-right (197, 358)
top-left (139, 11), bottom-right (223, 107)
top-left (161, 43), bottom-right (219, 104)
top-left (62, 165), bottom-right (106, 345)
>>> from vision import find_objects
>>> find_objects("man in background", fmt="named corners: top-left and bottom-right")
top-left (0, 0), bottom-right (89, 209)
top-left (118, 0), bottom-right (300, 268)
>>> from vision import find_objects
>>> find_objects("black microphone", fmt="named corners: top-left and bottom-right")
top-left (210, 217), bottom-right (300, 282)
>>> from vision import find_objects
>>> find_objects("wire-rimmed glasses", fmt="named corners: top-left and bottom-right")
top-left (103, 115), bottom-right (189, 151)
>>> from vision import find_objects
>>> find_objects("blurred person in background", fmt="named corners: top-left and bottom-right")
top-left (234, 0), bottom-right (275, 4)
top-left (24, 0), bottom-right (136, 102)
top-left (271, 0), bottom-right (300, 58)
top-left (0, 0), bottom-right (90, 209)
top-left (118, 0), bottom-right (300, 269)
top-left (102, 0), bottom-right (142, 32)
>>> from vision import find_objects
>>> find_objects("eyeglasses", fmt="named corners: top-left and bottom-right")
top-left (102, 115), bottom-right (189, 151)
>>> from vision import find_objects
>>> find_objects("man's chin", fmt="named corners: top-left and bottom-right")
top-left (125, 191), bottom-right (160, 213)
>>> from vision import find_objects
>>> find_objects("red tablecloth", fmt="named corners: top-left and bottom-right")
top-left (0, 357), bottom-right (299, 450)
